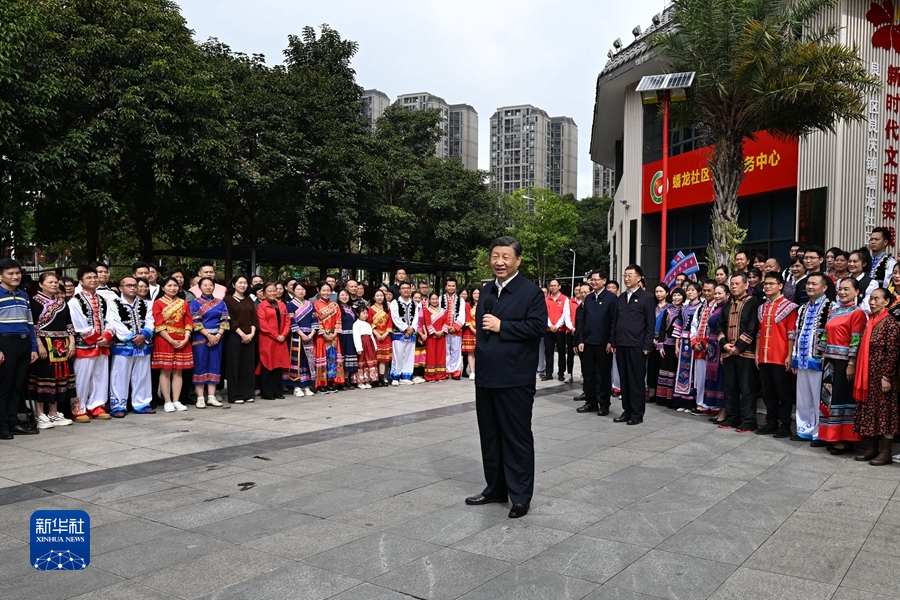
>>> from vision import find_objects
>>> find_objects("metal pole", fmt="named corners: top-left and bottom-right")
top-left (569, 249), bottom-right (576, 296)
top-left (660, 92), bottom-right (670, 282)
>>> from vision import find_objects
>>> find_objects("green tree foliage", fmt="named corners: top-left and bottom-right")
top-left (506, 188), bottom-right (579, 285)
top-left (651, 0), bottom-right (878, 270)
top-left (569, 195), bottom-right (612, 276)
top-left (0, 4), bottom-right (500, 273)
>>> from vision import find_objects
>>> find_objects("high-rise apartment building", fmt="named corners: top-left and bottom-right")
top-left (490, 105), bottom-right (577, 197)
top-left (361, 89), bottom-right (390, 131)
top-left (394, 92), bottom-right (478, 170)
top-left (593, 163), bottom-right (616, 197)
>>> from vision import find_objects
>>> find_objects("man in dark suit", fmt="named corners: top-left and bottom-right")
top-left (610, 264), bottom-right (655, 424)
top-left (574, 269), bottom-right (617, 415)
top-left (466, 236), bottom-right (547, 519)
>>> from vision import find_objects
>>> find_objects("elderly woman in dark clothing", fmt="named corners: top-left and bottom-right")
top-left (853, 288), bottom-right (900, 465)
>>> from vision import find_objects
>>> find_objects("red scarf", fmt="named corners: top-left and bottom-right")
top-left (854, 308), bottom-right (889, 403)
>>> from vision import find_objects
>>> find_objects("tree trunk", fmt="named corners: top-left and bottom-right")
top-left (707, 135), bottom-right (748, 275)
top-left (135, 214), bottom-right (154, 262)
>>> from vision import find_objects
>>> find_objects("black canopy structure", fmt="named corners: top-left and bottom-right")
top-left (153, 244), bottom-right (473, 278)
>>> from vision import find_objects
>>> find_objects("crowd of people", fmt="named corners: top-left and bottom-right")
top-left (0, 259), bottom-right (485, 438)
top-left (551, 227), bottom-right (900, 467)
top-left (3, 227), bottom-right (900, 469)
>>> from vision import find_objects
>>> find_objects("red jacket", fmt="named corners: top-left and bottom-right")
top-left (546, 293), bottom-right (570, 333)
top-left (256, 300), bottom-right (290, 369)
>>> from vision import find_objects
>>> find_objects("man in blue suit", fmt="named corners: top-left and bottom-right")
top-left (466, 236), bottom-right (547, 519)
top-left (574, 269), bottom-right (618, 415)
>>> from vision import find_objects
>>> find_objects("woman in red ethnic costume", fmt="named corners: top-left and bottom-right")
top-left (152, 277), bottom-right (194, 412)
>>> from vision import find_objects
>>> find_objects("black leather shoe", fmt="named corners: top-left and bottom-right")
top-left (11, 423), bottom-right (39, 435)
top-left (465, 494), bottom-right (507, 506)
top-left (613, 414), bottom-right (630, 423)
top-left (810, 440), bottom-right (828, 448)
top-left (508, 503), bottom-right (529, 518)
top-left (789, 434), bottom-right (805, 442)
top-left (540, 375), bottom-right (553, 381)
top-left (576, 403), bottom-right (598, 413)
top-left (597, 407), bottom-right (610, 416)
top-left (557, 375), bottom-right (565, 382)
top-left (626, 419), bottom-right (643, 425)
top-left (756, 422), bottom-right (779, 435)
top-left (573, 392), bottom-right (586, 401)
top-left (452, 376), bottom-right (461, 380)
top-left (0, 427), bottom-right (12, 440)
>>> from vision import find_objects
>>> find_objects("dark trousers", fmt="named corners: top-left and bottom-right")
top-left (565, 333), bottom-right (575, 375)
top-left (723, 355), bottom-right (758, 427)
top-left (617, 346), bottom-right (647, 419)
top-left (0, 335), bottom-right (31, 427)
top-left (759, 363), bottom-right (793, 427)
top-left (581, 344), bottom-right (613, 408)
top-left (259, 367), bottom-right (283, 399)
top-left (224, 333), bottom-right (256, 402)
top-left (475, 385), bottom-right (535, 505)
top-left (544, 330), bottom-right (566, 377)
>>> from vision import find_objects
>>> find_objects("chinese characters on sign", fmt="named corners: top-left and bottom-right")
top-left (872, 62), bottom-right (898, 245)
top-left (30, 510), bottom-right (90, 571)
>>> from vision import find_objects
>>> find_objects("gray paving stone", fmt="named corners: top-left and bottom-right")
top-left (698, 498), bottom-right (795, 534)
top-left (303, 531), bottom-right (438, 580)
top-left (861, 522), bottom-right (900, 556)
top-left (663, 474), bottom-right (746, 501)
top-left (145, 496), bottom-right (265, 529)
top-left (91, 531), bottom-right (231, 578)
top-left (582, 586), bottom-right (665, 600)
top-left (328, 583), bottom-right (428, 600)
top-left (457, 565), bottom-right (598, 600)
top-left (195, 562), bottom-right (360, 600)
top-left (840, 551), bottom-right (900, 597)
top-left (707, 567), bottom-right (836, 600)
top-left (278, 486), bottom-right (386, 518)
top-left (639, 451), bottom-right (712, 473)
top-left (581, 508), bottom-right (688, 548)
top-left (602, 466), bottom-right (685, 489)
top-left (452, 522), bottom-right (573, 563)
top-left (691, 460), bottom-right (769, 481)
top-left (797, 487), bottom-right (888, 521)
top-left (189, 507), bottom-right (318, 542)
top-left (726, 481), bottom-right (815, 509)
top-left (370, 547), bottom-right (512, 600)
top-left (346, 470), bottom-right (442, 496)
top-left (98, 485), bottom-right (220, 514)
top-left (590, 447), bottom-right (659, 466)
top-left (244, 519), bottom-right (371, 560)
top-left (656, 521), bottom-right (768, 565)
top-left (878, 500), bottom-right (900, 525)
top-left (2, 568), bottom-right (125, 600)
top-left (743, 530), bottom-right (862, 585)
top-left (329, 496), bottom-right (446, 530)
top-left (564, 480), bottom-right (654, 508)
top-left (69, 581), bottom-right (182, 599)
top-left (386, 507), bottom-right (505, 545)
top-left (135, 546), bottom-right (292, 599)
top-left (62, 477), bottom-right (178, 503)
top-left (523, 534), bottom-right (649, 583)
top-left (606, 549), bottom-right (736, 600)
top-left (90, 518), bottom-right (181, 555)
top-left (830, 586), bottom-right (896, 600)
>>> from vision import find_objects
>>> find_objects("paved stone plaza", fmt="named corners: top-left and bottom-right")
top-left (0, 376), bottom-right (899, 600)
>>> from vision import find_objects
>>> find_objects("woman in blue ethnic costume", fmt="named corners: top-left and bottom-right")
top-left (190, 277), bottom-right (230, 408)
top-left (818, 277), bottom-right (867, 453)
top-left (704, 284), bottom-right (729, 423)
top-left (656, 287), bottom-right (684, 407)
top-left (337, 289), bottom-right (358, 390)
top-left (285, 283), bottom-right (317, 397)
top-left (673, 282), bottom-right (702, 410)
top-left (649, 284), bottom-right (671, 404)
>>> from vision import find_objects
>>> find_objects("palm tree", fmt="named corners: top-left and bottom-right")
top-left (651, 0), bottom-right (879, 271)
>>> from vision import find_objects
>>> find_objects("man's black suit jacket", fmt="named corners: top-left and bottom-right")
top-left (574, 289), bottom-right (618, 347)
top-left (610, 287), bottom-right (655, 351)
top-left (474, 274), bottom-right (547, 389)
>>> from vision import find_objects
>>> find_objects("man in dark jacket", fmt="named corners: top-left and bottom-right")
top-left (610, 264), bottom-right (655, 424)
top-left (574, 269), bottom-right (618, 415)
top-left (466, 236), bottom-right (547, 519)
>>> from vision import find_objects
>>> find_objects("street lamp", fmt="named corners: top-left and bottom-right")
top-left (636, 72), bottom-right (695, 280)
top-left (567, 248), bottom-right (576, 296)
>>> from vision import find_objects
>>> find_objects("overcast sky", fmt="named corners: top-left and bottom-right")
top-left (177, 0), bottom-right (669, 198)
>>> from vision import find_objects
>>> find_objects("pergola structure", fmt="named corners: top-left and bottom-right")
top-left (153, 243), bottom-right (474, 286)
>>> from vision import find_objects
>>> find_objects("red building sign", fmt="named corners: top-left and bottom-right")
top-left (641, 132), bottom-right (799, 214)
